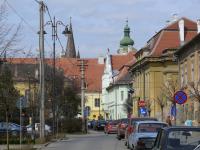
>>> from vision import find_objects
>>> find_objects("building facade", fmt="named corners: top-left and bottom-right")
top-left (175, 33), bottom-right (200, 125)
top-left (129, 17), bottom-right (198, 122)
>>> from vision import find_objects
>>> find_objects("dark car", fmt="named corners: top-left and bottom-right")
top-left (124, 117), bottom-right (158, 146)
top-left (151, 126), bottom-right (200, 150)
top-left (94, 120), bottom-right (107, 130)
top-left (117, 118), bottom-right (129, 140)
top-left (0, 122), bottom-right (27, 136)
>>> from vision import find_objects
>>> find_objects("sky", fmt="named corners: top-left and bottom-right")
top-left (2, 0), bottom-right (200, 58)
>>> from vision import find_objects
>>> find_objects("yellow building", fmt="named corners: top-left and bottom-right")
top-left (85, 92), bottom-right (103, 120)
top-left (129, 17), bottom-right (197, 122)
top-left (175, 33), bottom-right (200, 125)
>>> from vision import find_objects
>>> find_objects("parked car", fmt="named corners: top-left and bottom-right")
top-left (125, 117), bottom-right (158, 146)
top-left (128, 121), bottom-right (167, 150)
top-left (152, 126), bottom-right (200, 150)
top-left (0, 122), bottom-right (27, 136)
top-left (26, 123), bottom-right (51, 136)
top-left (104, 120), bottom-right (119, 134)
top-left (94, 120), bottom-right (107, 130)
top-left (116, 118), bottom-right (129, 140)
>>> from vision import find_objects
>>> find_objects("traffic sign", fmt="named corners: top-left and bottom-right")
top-left (138, 100), bottom-right (145, 107)
top-left (16, 96), bottom-right (29, 109)
top-left (174, 91), bottom-right (187, 105)
top-left (140, 107), bottom-right (147, 115)
top-left (171, 104), bottom-right (176, 117)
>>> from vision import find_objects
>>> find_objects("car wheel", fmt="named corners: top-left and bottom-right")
top-left (127, 141), bottom-right (130, 149)
top-left (118, 135), bottom-right (121, 140)
top-left (124, 141), bottom-right (127, 146)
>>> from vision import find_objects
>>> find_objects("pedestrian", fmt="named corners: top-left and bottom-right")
top-left (166, 115), bottom-right (172, 126)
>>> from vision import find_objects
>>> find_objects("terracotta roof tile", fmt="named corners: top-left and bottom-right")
top-left (8, 57), bottom-right (104, 93)
top-left (148, 17), bottom-right (198, 56)
top-left (111, 51), bottom-right (135, 70)
top-left (150, 31), bottom-right (197, 56)
top-left (164, 17), bottom-right (197, 30)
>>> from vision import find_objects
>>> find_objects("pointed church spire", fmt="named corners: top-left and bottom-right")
top-left (77, 50), bottom-right (80, 58)
top-left (64, 17), bottom-right (76, 58)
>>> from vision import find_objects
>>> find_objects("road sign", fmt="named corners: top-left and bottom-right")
top-left (140, 107), bottom-right (147, 115)
top-left (171, 104), bottom-right (176, 117)
top-left (138, 100), bottom-right (145, 107)
top-left (16, 96), bottom-right (29, 109)
top-left (174, 91), bottom-right (187, 105)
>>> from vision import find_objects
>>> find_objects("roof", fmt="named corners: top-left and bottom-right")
top-left (136, 17), bottom-right (198, 57)
top-left (135, 121), bottom-right (167, 124)
top-left (7, 57), bottom-right (104, 93)
top-left (111, 51), bottom-right (135, 70)
top-left (7, 52), bottom-right (135, 93)
top-left (175, 33), bottom-right (200, 55)
top-left (162, 126), bottom-right (200, 131)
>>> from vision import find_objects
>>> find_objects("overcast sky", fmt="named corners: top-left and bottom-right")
top-left (3, 0), bottom-right (200, 58)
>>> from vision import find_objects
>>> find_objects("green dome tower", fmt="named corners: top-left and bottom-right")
top-left (118, 20), bottom-right (135, 54)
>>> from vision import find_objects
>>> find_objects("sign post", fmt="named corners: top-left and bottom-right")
top-left (173, 91), bottom-right (187, 125)
top-left (16, 96), bottom-right (28, 148)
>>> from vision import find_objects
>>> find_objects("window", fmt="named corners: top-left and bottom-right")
top-left (185, 62), bottom-right (187, 85)
top-left (199, 54), bottom-right (200, 81)
top-left (181, 64), bottom-right (184, 87)
top-left (191, 59), bottom-right (194, 82)
top-left (94, 98), bottom-right (100, 107)
top-left (121, 91), bottom-right (124, 101)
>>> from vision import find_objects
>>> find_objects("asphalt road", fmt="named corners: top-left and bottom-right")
top-left (42, 131), bottom-right (126, 150)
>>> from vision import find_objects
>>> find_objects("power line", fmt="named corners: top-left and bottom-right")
top-left (57, 35), bottom-right (65, 54)
top-left (4, 0), bottom-right (53, 51)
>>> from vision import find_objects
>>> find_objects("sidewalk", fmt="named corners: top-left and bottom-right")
top-left (0, 139), bottom-right (56, 150)
top-left (0, 131), bottom-right (103, 150)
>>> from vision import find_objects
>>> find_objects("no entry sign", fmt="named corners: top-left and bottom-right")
top-left (174, 91), bottom-right (187, 105)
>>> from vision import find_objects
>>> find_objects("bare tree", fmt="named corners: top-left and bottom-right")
top-left (188, 82), bottom-right (200, 103)
top-left (156, 94), bottom-right (166, 121)
top-left (145, 99), bottom-right (151, 117)
top-left (123, 96), bottom-right (133, 116)
top-left (161, 80), bottom-right (179, 104)
top-left (0, 2), bottom-right (22, 58)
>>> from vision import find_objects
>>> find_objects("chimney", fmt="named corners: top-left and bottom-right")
top-left (197, 19), bottom-right (200, 33)
top-left (178, 19), bottom-right (184, 46)
top-left (98, 55), bottom-right (104, 64)
top-left (172, 13), bottom-right (178, 22)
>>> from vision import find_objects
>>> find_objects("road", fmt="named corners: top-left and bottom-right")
top-left (42, 131), bottom-right (126, 150)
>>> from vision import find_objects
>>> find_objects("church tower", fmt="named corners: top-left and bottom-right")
top-left (62, 18), bottom-right (76, 58)
top-left (118, 20), bottom-right (136, 54)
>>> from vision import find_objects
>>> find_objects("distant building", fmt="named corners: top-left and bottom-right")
top-left (61, 19), bottom-right (80, 58)
top-left (102, 50), bottom-right (135, 120)
top-left (129, 17), bottom-right (197, 123)
top-left (175, 30), bottom-right (200, 125)
top-left (118, 20), bottom-right (137, 54)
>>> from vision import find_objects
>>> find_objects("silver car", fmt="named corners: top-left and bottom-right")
top-left (128, 121), bottom-right (168, 150)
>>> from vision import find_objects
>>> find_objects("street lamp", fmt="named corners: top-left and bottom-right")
top-left (45, 17), bottom-right (71, 136)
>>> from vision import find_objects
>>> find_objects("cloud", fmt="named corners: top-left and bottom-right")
top-left (5, 0), bottom-right (200, 58)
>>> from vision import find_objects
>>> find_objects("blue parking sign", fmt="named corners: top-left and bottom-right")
top-left (140, 107), bottom-right (147, 115)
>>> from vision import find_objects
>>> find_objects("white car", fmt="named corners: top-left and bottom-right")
top-left (26, 123), bottom-right (51, 135)
top-left (128, 121), bottom-right (168, 150)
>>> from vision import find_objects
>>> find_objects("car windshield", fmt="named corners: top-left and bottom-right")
top-left (110, 122), bottom-right (118, 125)
top-left (138, 123), bottom-right (167, 133)
top-left (167, 130), bottom-right (200, 150)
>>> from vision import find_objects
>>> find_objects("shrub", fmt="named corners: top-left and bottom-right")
top-left (61, 118), bottom-right (82, 133)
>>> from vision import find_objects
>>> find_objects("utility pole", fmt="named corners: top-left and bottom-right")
top-left (39, 0), bottom-right (45, 140)
top-left (78, 59), bottom-right (87, 133)
top-left (46, 16), bottom-right (70, 136)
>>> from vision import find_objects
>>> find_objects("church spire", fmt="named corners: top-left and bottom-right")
top-left (64, 17), bottom-right (76, 58)
top-left (118, 19), bottom-right (135, 54)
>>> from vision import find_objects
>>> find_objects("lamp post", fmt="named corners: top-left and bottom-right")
top-left (45, 17), bottom-right (70, 136)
